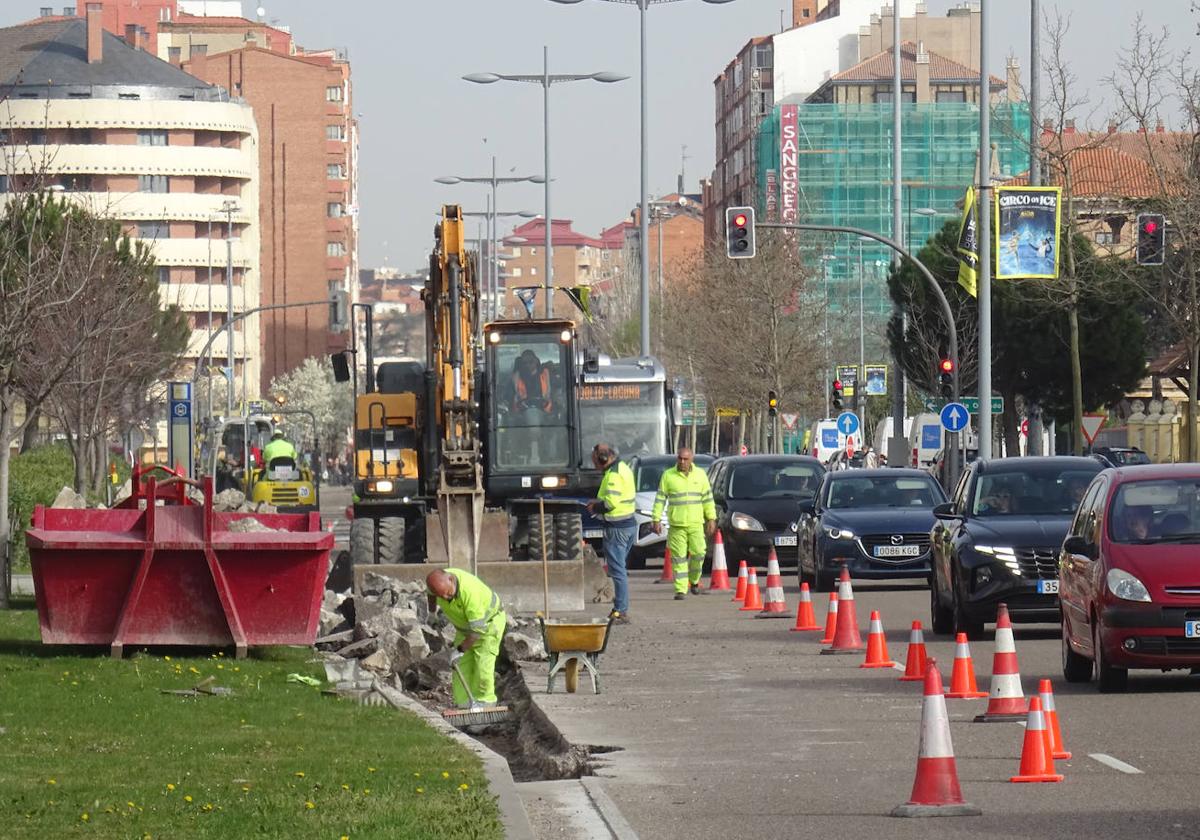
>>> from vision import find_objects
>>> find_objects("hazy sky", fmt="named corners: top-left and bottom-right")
top-left (2, 1), bottom-right (1190, 270)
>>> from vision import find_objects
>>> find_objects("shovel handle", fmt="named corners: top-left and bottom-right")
top-left (450, 658), bottom-right (477, 706)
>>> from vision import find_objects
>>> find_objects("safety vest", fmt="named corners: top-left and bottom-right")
top-left (597, 460), bottom-right (636, 524)
top-left (513, 368), bottom-right (553, 412)
top-left (436, 568), bottom-right (504, 635)
top-left (263, 438), bottom-right (297, 463)
top-left (651, 465), bottom-right (716, 528)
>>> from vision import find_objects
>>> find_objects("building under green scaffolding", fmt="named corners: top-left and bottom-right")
top-left (756, 102), bottom-right (1031, 327)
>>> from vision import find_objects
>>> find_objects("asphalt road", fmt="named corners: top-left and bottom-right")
top-left (527, 569), bottom-right (1200, 840)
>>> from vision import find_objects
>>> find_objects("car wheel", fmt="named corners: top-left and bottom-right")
top-left (1061, 609), bottom-right (1091, 683)
top-left (952, 575), bottom-right (984, 640)
top-left (1092, 618), bottom-right (1128, 693)
top-left (930, 574), bottom-right (954, 635)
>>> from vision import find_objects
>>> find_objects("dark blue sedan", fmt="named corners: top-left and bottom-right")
top-left (796, 469), bottom-right (948, 591)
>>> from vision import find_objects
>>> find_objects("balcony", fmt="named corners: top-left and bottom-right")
top-left (160, 282), bottom-right (248, 313)
top-left (68, 191), bottom-right (253, 224)
top-left (139, 237), bottom-right (254, 268)
top-left (4, 144), bottom-right (254, 180)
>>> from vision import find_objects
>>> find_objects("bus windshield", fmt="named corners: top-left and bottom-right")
top-left (578, 382), bottom-right (667, 459)
top-left (489, 334), bottom-right (571, 470)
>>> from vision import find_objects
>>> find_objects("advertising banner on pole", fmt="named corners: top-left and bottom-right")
top-left (836, 364), bottom-right (858, 397)
top-left (994, 186), bottom-right (1062, 280)
top-left (863, 364), bottom-right (888, 397)
top-left (779, 105), bottom-right (799, 226)
top-left (955, 185), bottom-right (979, 297)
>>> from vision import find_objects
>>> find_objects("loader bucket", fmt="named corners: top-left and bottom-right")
top-left (25, 476), bottom-right (333, 658)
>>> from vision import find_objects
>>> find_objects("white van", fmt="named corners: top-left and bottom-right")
top-left (808, 419), bottom-right (845, 463)
top-left (909, 413), bottom-right (944, 467)
top-left (872, 416), bottom-right (914, 460)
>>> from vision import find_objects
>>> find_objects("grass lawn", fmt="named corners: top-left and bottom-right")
top-left (0, 602), bottom-right (503, 840)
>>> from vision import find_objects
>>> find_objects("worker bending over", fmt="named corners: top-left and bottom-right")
top-left (426, 569), bottom-right (508, 708)
top-left (651, 447), bottom-right (717, 600)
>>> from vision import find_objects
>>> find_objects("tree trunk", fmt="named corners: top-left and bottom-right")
top-left (20, 407), bottom-right (39, 453)
top-left (0, 412), bottom-right (12, 610)
top-left (1190, 338), bottom-right (1200, 462)
top-left (1001, 391), bottom-right (1020, 456)
top-left (1069, 302), bottom-right (1084, 455)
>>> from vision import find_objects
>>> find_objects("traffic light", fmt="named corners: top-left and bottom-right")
top-left (831, 379), bottom-right (843, 411)
top-left (725, 206), bottom-right (756, 259)
top-left (1136, 212), bottom-right (1165, 266)
top-left (767, 389), bottom-right (779, 417)
top-left (938, 357), bottom-right (954, 398)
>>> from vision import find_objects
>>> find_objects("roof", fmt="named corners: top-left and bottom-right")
top-left (1110, 463), bottom-right (1200, 483)
top-left (713, 454), bottom-right (824, 465)
top-left (978, 456), bottom-right (1102, 472)
top-left (0, 18), bottom-right (217, 92)
top-left (507, 218), bottom-right (605, 249)
top-left (828, 42), bottom-right (1004, 87)
top-left (1006, 130), bottom-right (1177, 199)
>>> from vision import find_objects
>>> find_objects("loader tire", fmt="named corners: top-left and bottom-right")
top-left (529, 510), bottom-right (551, 564)
top-left (376, 516), bottom-right (406, 565)
top-left (553, 513), bottom-right (583, 563)
top-left (349, 518), bottom-right (376, 565)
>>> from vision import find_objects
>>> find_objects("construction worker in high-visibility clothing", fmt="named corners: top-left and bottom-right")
top-left (426, 568), bottom-right (508, 709)
top-left (585, 442), bottom-right (637, 623)
top-left (650, 447), bottom-right (716, 600)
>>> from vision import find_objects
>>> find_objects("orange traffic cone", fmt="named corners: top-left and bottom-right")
top-left (975, 604), bottom-right (1026, 722)
top-left (945, 633), bottom-right (987, 699)
top-left (820, 567), bottom-right (863, 655)
top-left (1039, 679), bottom-right (1071, 760)
top-left (739, 568), bottom-right (764, 611)
top-left (891, 660), bottom-right (981, 818)
top-left (732, 560), bottom-right (748, 602)
top-left (655, 547), bottom-right (674, 584)
top-left (819, 592), bottom-right (838, 644)
top-left (861, 610), bottom-right (896, 668)
top-left (707, 530), bottom-right (731, 590)
top-left (756, 549), bottom-right (789, 618)
top-left (1010, 696), bottom-right (1063, 783)
top-left (790, 582), bottom-right (821, 631)
top-left (899, 620), bottom-right (929, 681)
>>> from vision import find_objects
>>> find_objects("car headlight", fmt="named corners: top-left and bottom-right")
top-left (789, 520), bottom-right (798, 533)
top-left (731, 512), bottom-right (765, 531)
top-left (975, 545), bottom-right (1019, 573)
top-left (1106, 568), bottom-right (1151, 603)
top-left (826, 526), bottom-right (855, 540)
top-left (369, 479), bottom-right (394, 494)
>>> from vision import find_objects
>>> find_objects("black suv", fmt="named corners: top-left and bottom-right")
top-left (928, 456), bottom-right (1103, 638)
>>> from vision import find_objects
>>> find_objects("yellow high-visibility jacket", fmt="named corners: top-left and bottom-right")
top-left (435, 568), bottom-right (504, 638)
top-left (596, 460), bottom-right (637, 524)
top-left (651, 466), bottom-right (716, 528)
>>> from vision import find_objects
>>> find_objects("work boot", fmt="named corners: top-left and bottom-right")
top-left (673, 592), bottom-right (686, 601)
top-left (689, 584), bottom-right (706, 595)
top-left (609, 610), bottom-right (631, 625)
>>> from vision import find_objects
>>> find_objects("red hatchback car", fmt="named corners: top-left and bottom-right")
top-left (1059, 464), bottom-right (1200, 692)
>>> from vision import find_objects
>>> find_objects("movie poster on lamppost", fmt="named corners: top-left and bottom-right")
top-left (994, 186), bottom-right (1062, 280)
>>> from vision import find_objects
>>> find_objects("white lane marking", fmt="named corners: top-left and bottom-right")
top-left (1089, 753), bottom-right (1144, 774)
top-left (891, 663), bottom-right (905, 672)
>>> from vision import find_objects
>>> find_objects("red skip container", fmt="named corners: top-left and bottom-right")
top-left (26, 470), bottom-right (333, 658)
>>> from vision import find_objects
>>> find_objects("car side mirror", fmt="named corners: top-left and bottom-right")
top-left (932, 502), bottom-right (958, 521)
top-left (1063, 535), bottom-right (1096, 559)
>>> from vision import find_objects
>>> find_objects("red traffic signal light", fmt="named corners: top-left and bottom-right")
top-left (939, 358), bottom-right (954, 374)
top-left (1142, 218), bottom-right (1159, 235)
top-left (1137, 212), bottom-right (1166, 266)
top-left (725, 206), bottom-right (756, 259)
top-left (733, 213), bottom-right (747, 227)
top-left (832, 379), bottom-right (842, 390)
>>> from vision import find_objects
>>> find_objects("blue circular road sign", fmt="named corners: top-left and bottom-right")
top-left (940, 402), bottom-right (969, 432)
top-left (836, 411), bottom-right (860, 436)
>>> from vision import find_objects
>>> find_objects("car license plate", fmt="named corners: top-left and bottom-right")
top-left (1037, 579), bottom-right (1059, 595)
top-left (874, 545), bottom-right (921, 558)
top-left (1186, 620), bottom-right (1200, 639)
top-left (583, 529), bottom-right (603, 539)
top-left (774, 535), bottom-right (798, 547)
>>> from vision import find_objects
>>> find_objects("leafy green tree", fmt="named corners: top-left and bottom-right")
top-left (269, 356), bottom-right (355, 461)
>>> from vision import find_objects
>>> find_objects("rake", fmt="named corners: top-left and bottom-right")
top-left (440, 660), bottom-right (512, 727)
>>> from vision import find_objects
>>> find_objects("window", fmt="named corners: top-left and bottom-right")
top-left (327, 202), bottom-right (344, 218)
top-left (326, 124), bottom-right (346, 141)
top-left (30, 129), bottom-right (47, 145)
top-left (935, 90), bottom-right (967, 104)
top-left (509, 267), bottom-right (521, 278)
top-left (138, 174), bottom-right (168, 193)
top-left (168, 46), bottom-right (181, 63)
top-left (60, 174), bottom-right (92, 192)
top-left (875, 91), bottom-right (916, 103)
top-left (0, 175), bottom-right (7, 193)
top-left (158, 267), bottom-right (171, 284)
top-left (191, 44), bottom-right (207, 56)
top-left (68, 128), bottom-right (93, 143)
top-left (530, 267), bottom-right (537, 276)
top-left (137, 130), bottom-right (168, 146)
top-left (1094, 231), bottom-right (1115, 245)
top-left (327, 163), bottom-right (346, 179)
top-left (326, 85), bottom-right (344, 102)
top-left (138, 221), bottom-right (169, 239)
top-left (529, 247), bottom-right (537, 256)
top-left (40, 7), bottom-right (52, 17)
top-left (326, 241), bottom-right (346, 257)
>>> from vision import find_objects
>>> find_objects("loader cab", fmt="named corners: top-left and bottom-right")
top-left (483, 320), bottom-right (581, 501)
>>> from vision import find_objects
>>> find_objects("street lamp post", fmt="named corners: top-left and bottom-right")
top-left (464, 51), bottom-right (626, 318)
top-left (221, 199), bottom-right (240, 416)
top-left (549, 0), bottom-right (733, 356)
top-left (463, 210), bottom-right (537, 321)
top-left (435, 158), bottom-right (543, 321)
top-left (821, 254), bottom-right (836, 418)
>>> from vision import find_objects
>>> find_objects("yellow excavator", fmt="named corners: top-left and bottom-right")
top-left (338, 204), bottom-right (591, 569)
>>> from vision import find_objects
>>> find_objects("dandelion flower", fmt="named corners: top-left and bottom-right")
top-left (441, 771), bottom-right (450, 779)
top-left (294, 771), bottom-right (305, 778)
top-left (415, 787), bottom-right (424, 794)
top-left (164, 656), bottom-right (171, 662)
top-left (458, 783), bottom-right (469, 791)
top-left (202, 803), bottom-right (213, 812)
top-left (305, 801), bottom-right (315, 810)
top-left (217, 664), bottom-right (224, 670)
top-left (369, 767), bottom-right (377, 774)
top-left (127, 801), bottom-right (136, 808)
top-left (363, 789), bottom-right (370, 795)
top-left (242, 786), bottom-right (250, 793)
top-left (341, 784), bottom-right (349, 790)
top-left (410, 772), bottom-right (417, 778)
top-left (184, 795), bottom-right (193, 803)
top-left (189, 667), bottom-right (200, 675)
top-left (234, 667), bottom-right (240, 672)
top-left (166, 783), bottom-right (175, 792)
top-left (46, 779), bottom-right (56, 786)
top-left (80, 813), bottom-right (89, 822)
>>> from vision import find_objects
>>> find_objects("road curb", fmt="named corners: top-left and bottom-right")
top-left (580, 776), bottom-right (640, 840)
top-left (373, 682), bottom-right (534, 840)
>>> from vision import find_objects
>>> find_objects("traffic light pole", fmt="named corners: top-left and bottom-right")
top-left (758, 221), bottom-right (961, 483)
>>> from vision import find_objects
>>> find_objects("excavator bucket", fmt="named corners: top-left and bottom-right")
top-left (436, 472), bottom-right (484, 573)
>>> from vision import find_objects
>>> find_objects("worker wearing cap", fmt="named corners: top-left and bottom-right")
top-left (586, 442), bottom-right (637, 623)
top-left (426, 568), bottom-right (507, 709)
top-left (263, 429), bottom-right (297, 464)
top-left (651, 447), bottom-right (716, 599)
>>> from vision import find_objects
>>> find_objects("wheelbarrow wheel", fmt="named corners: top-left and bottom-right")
top-left (564, 658), bottom-right (580, 693)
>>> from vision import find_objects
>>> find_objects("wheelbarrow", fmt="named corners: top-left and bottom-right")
top-left (25, 470), bottom-right (332, 658)
top-left (538, 616), bottom-right (615, 694)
